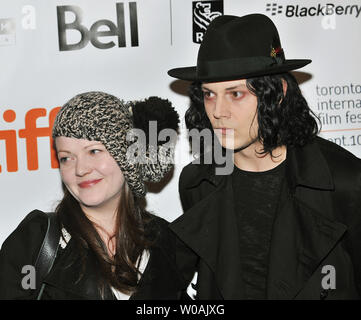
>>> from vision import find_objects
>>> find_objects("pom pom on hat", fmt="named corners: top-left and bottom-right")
top-left (130, 96), bottom-right (179, 184)
top-left (132, 96), bottom-right (179, 145)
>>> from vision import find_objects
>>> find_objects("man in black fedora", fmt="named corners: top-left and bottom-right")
top-left (168, 14), bottom-right (361, 299)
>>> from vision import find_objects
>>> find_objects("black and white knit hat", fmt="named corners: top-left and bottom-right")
top-left (52, 91), bottom-right (179, 198)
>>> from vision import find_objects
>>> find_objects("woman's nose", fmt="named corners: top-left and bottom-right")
top-left (75, 156), bottom-right (92, 176)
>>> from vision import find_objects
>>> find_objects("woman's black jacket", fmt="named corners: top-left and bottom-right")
top-left (0, 210), bottom-right (185, 300)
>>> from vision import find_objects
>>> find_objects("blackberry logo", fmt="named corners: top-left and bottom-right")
top-left (193, 0), bottom-right (223, 43)
top-left (266, 3), bottom-right (283, 16)
top-left (266, 3), bottom-right (361, 18)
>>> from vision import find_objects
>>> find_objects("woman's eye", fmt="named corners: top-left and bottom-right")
top-left (59, 157), bottom-right (69, 164)
top-left (90, 149), bottom-right (101, 155)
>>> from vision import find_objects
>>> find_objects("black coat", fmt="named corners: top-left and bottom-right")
top-left (170, 137), bottom-right (361, 299)
top-left (0, 210), bottom-right (185, 300)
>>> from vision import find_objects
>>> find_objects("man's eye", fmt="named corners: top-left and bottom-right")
top-left (232, 91), bottom-right (243, 99)
top-left (90, 149), bottom-right (101, 155)
top-left (203, 91), bottom-right (214, 99)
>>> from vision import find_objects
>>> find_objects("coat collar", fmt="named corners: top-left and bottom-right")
top-left (285, 138), bottom-right (334, 192)
top-left (171, 138), bottom-right (345, 299)
top-left (184, 138), bottom-right (335, 192)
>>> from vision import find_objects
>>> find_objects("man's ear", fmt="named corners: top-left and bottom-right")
top-left (279, 79), bottom-right (288, 105)
top-left (282, 79), bottom-right (288, 97)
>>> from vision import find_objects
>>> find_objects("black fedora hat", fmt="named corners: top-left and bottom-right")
top-left (168, 14), bottom-right (311, 82)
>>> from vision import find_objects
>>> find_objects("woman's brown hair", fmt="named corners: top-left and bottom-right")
top-left (56, 182), bottom-right (154, 298)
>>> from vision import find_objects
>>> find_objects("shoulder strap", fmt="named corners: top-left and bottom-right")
top-left (34, 212), bottom-right (61, 300)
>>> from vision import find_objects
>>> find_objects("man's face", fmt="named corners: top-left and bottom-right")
top-left (202, 79), bottom-right (259, 151)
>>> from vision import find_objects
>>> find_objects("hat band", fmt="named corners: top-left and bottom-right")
top-left (197, 56), bottom-right (283, 78)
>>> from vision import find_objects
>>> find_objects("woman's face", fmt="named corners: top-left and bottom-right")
top-left (55, 137), bottom-right (125, 213)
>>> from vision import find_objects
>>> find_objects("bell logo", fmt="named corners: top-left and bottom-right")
top-left (57, 2), bottom-right (139, 51)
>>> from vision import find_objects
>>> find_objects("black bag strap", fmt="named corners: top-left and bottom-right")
top-left (34, 212), bottom-right (61, 300)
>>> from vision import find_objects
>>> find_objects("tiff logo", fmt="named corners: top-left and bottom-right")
top-left (193, 0), bottom-right (223, 43)
top-left (57, 2), bottom-right (139, 51)
top-left (0, 107), bottom-right (60, 173)
top-left (266, 3), bottom-right (283, 16)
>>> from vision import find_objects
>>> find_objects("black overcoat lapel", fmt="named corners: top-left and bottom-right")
top-left (266, 183), bottom-right (347, 299)
top-left (171, 174), bottom-right (244, 299)
top-left (267, 142), bottom-right (347, 299)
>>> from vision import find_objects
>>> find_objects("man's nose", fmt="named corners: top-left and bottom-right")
top-left (213, 96), bottom-right (231, 119)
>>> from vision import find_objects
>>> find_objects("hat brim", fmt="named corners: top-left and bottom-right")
top-left (168, 59), bottom-right (311, 82)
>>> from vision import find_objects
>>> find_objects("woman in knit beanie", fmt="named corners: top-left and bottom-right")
top-left (0, 91), bottom-right (185, 300)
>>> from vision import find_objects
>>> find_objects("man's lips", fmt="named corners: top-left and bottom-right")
top-left (214, 128), bottom-right (234, 135)
top-left (78, 179), bottom-right (103, 188)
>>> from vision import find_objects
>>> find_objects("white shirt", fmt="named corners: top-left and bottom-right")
top-left (111, 250), bottom-right (150, 300)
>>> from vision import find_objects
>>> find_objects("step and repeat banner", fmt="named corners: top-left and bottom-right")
top-left (1, 0), bottom-right (360, 245)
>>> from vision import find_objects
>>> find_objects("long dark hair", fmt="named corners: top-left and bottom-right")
top-left (186, 72), bottom-right (320, 155)
top-left (56, 183), bottom-right (153, 298)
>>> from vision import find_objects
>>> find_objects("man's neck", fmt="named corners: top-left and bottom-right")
top-left (233, 141), bottom-right (287, 172)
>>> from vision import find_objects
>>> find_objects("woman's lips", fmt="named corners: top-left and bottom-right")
top-left (78, 179), bottom-right (103, 188)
